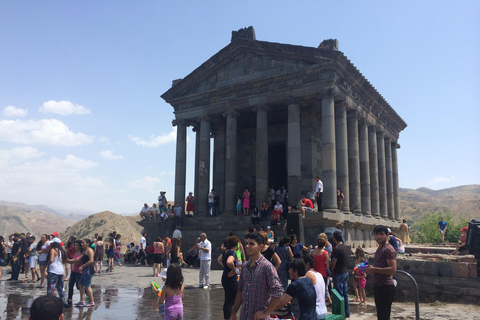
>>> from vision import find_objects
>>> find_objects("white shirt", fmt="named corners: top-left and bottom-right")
top-left (274, 204), bottom-right (283, 211)
top-left (315, 180), bottom-right (323, 193)
top-left (208, 192), bottom-right (214, 203)
top-left (173, 229), bottom-right (182, 238)
top-left (141, 206), bottom-right (150, 213)
top-left (198, 239), bottom-right (212, 260)
top-left (7, 241), bottom-right (12, 254)
top-left (140, 236), bottom-right (146, 250)
top-left (307, 270), bottom-right (327, 316)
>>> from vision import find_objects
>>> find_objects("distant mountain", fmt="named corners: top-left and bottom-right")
top-left (399, 184), bottom-right (480, 220)
top-left (0, 201), bottom-right (77, 238)
top-left (60, 211), bottom-right (144, 253)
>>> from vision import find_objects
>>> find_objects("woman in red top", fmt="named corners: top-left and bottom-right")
top-left (64, 236), bottom-right (76, 281)
top-left (451, 227), bottom-right (468, 255)
top-left (312, 236), bottom-right (331, 305)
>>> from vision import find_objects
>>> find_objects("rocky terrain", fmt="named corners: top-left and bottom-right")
top-left (60, 210), bottom-right (144, 253)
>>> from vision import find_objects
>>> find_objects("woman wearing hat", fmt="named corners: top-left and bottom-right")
top-left (451, 227), bottom-right (469, 255)
top-left (185, 192), bottom-right (195, 216)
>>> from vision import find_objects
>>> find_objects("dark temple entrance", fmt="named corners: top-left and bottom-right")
top-left (268, 142), bottom-right (287, 190)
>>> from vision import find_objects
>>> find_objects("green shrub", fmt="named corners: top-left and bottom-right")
top-left (410, 210), bottom-right (469, 243)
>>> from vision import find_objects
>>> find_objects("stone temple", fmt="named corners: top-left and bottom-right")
top-left (161, 27), bottom-right (407, 247)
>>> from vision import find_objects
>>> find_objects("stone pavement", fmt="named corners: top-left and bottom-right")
top-left (1, 264), bottom-right (480, 319)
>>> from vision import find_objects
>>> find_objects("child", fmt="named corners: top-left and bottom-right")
top-left (353, 247), bottom-right (367, 304)
top-left (151, 268), bottom-right (168, 319)
top-left (159, 264), bottom-right (184, 320)
top-left (236, 196), bottom-right (242, 216)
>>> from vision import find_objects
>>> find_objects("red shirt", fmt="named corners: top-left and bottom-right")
top-left (304, 199), bottom-right (313, 209)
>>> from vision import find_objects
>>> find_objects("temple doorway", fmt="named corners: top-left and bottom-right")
top-left (268, 142), bottom-right (287, 190)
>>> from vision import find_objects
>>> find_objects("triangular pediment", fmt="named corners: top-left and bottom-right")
top-left (162, 40), bottom-right (336, 102)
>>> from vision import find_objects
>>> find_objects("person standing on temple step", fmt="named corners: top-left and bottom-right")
top-left (315, 177), bottom-right (323, 211)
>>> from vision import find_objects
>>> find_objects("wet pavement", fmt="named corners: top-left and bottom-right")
top-left (1, 266), bottom-right (480, 319)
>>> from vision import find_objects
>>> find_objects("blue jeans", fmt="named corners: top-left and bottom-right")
top-left (332, 272), bottom-right (350, 317)
top-left (11, 257), bottom-right (20, 280)
top-left (208, 203), bottom-right (215, 217)
top-left (175, 215), bottom-right (182, 226)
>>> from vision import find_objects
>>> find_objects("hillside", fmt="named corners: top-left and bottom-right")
top-left (399, 184), bottom-right (480, 220)
top-left (60, 211), bottom-right (144, 253)
top-left (0, 201), bottom-right (77, 238)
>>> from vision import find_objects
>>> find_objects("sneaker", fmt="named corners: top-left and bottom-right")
top-left (64, 302), bottom-right (72, 308)
top-left (203, 285), bottom-right (209, 289)
top-left (74, 301), bottom-right (85, 307)
top-left (85, 302), bottom-right (95, 308)
top-left (196, 284), bottom-right (203, 288)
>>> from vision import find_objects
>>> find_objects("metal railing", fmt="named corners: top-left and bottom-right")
top-left (396, 270), bottom-right (420, 320)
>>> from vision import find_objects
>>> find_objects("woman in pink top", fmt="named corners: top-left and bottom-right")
top-left (243, 188), bottom-right (251, 216)
top-left (153, 237), bottom-right (164, 277)
top-left (66, 240), bottom-right (83, 307)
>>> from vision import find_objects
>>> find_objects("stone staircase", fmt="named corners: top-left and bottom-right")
top-left (138, 214), bottom-right (287, 269)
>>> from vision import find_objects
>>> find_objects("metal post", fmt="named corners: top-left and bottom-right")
top-left (396, 270), bottom-right (420, 320)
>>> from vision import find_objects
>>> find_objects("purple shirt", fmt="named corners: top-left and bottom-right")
top-left (238, 254), bottom-right (284, 320)
top-left (373, 242), bottom-right (396, 286)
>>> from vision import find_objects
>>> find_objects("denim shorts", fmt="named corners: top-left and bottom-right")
top-left (39, 260), bottom-right (47, 266)
top-left (78, 274), bottom-right (92, 287)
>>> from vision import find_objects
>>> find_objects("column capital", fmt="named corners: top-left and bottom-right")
top-left (284, 97), bottom-right (301, 106)
top-left (395, 143), bottom-right (401, 149)
top-left (222, 109), bottom-right (239, 118)
top-left (192, 126), bottom-right (199, 132)
top-left (172, 119), bottom-right (187, 127)
top-left (315, 89), bottom-right (335, 100)
top-left (347, 109), bottom-right (359, 118)
top-left (358, 117), bottom-right (368, 125)
top-left (334, 101), bottom-right (347, 112)
top-left (384, 136), bottom-right (392, 143)
top-left (368, 124), bottom-right (377, 132)
top-left (197, 115), bottom-right (212, 123)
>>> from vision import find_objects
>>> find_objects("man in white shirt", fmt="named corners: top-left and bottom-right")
top-left (158, 191), bottom-right (167, 209)
top-left (315, 177), bottom-right (324, 211)
top-left (197, 233), bottom-right (212, 289)
top-left (140, 203), bottom-right (150, 221)
top-left (208, 189), bottom-right (215, 217)
top-left (135, 232), bottom-right (148, 267)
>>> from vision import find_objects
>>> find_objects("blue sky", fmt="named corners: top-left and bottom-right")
top-left (1, 1), bottom-right (479, 214)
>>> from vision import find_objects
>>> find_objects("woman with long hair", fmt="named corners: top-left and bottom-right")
top-left (275, 236), bottom-right (294, 290)
top-left (312, 236), bottom-right (331, 306)
top-left (114, 234), bottom-right (123, 267)
top-left (0, 236), bottom-right (7, 279)
top-left (152, 236), bottom-right (164, 277)
top-left (27, 236), bottom-right (41, 282)
top-left (159, 264), bottom-right (184, 320)
top-left (65, 236), bottom-right (76, 281)
top-left (94, 235), bottom-right (104, 273)
top-left (71, 238), bottom-right (95, 308)
top-left (106, 237), bottom-right (115, 272)
top-left (219, 236), bottom-right (239, 320)
top-left (36, 234), bottom-right (50, 288)
top-left (46, 241), bottom-right (69, 307)
top-left (243, 187), bottom-right (251, 216)
top-left (169, 238), bottom-right (181, 265)
top-left (66, 240), bottom-right (83, 307)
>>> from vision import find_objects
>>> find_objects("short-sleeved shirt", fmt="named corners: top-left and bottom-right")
top-left (438, 221), bottom-right (447, 230)
top-left (290, 243), bottom-right (304, 259)
top-left (332, 243), bottom-right (349, 275)
top-left (140, 236), bottom-right (146, 250)
top-left (238, 254), bottom-right (284, 320)
top-left (285, 277), bottom-right (317, 320)
top-left (304, 199), bottom-right (313, 209)
top-left (222, 250), bottom-right (238, 281)
top-left (373, 242), bottom-right (397, 286)
top-left (174, 206), bottom-right (182, 217)
top-left (198, 239), bottom-right (212, 260)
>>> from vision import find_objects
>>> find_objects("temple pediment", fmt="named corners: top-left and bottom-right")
top-left (162, 40), bottom-right (336, 102)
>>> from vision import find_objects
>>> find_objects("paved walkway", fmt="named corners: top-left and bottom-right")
top-left (1, 264), bottom-right (480, 319)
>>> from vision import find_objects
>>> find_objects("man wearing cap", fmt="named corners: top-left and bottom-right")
top-left (158, 191), bottom-right (167, 210)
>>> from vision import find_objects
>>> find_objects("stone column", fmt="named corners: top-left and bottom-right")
top-left (255, 105), bottom-right (269, 207)
top-left (173, 120), bottom-right (187, 211)
top-left (377, 131), bottom-right (388, 219)
top-left (288, 100), bottom-right (302, 206)
top-left (392, 142), bottom-right (401, 221)
top-left (368, 125), bottom-right (380, 217)
top-left (359, 118), bottom-right (371, 216)
top-left (213, 127), bottom-right (225, 214)
top-left (321, 95), bottom-right (337, 210)
top-left (385, 137), bottom-right (394, 220)
top-left (335, 103), bottom-right (350, 212)
top-left (197, 117), bottom-right (211, 215)
top-left (347, 110), bottom-right (361, 214)
top-left (224, 110), bottom-right (238, 214)
top-left (193, 126), bottom-right (200, 206)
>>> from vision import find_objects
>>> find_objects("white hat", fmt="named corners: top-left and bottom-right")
top-left (160, 268), bottom-right (167, 279)
top-left (50, 238), bottom-right (61, 244)
top-left (387, 228), bottom-right (392, 233)
top-left (267, 226), bottom-right (271, 229)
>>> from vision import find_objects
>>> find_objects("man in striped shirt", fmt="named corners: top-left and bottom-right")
top-left (230, 232), bottom-right (284, 320)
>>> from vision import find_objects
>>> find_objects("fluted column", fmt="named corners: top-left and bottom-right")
top-left (197, 117), bottom-right (211, 215)
top-left (173, 120), bottom-right (187, 211)
top-left (359, 118), bottom-right (371, 216)
top-left (287, 100), bottom-right (301, 206)
top-left (224, 110), bottom-right (238, 214)
top-left (385, 137), bottom-right (394, 220)
top-left (347, 110), bottom-right (361, 214)
top-left (255, 105), bottom-right (269, 207)
top-left (392, 142), bottom-right (400, 221)
top-left (335, 103), bottom-right (350, 212)
top-left (193, 126), bottom-right (200, 207)
top-left (377, 131), bottom-right (388, 219)
top-left (368, 126), bottom-right (380, 217)
top-left (321, 95), bottom-right (337, 210)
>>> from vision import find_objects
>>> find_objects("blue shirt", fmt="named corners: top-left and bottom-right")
top-left (438, 221), bottom-right (447, 230)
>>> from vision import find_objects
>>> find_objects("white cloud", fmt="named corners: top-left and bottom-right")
top-left (426, 176), bottom-right (455, 186)
top-left (0, 119), bottom-right (93, 146)
top-left (2, 105), bottom-right (28, 118)
top-left (129, 127), bottom-right (176, 147)
top-left (100, 150), bottom-right (123, 160)
top-left (128, 176), bottom-right (160, 189)
top-left (39, 100), bottom-right (91, 115)
top-left (0, 147), bottom-right (44, 165)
